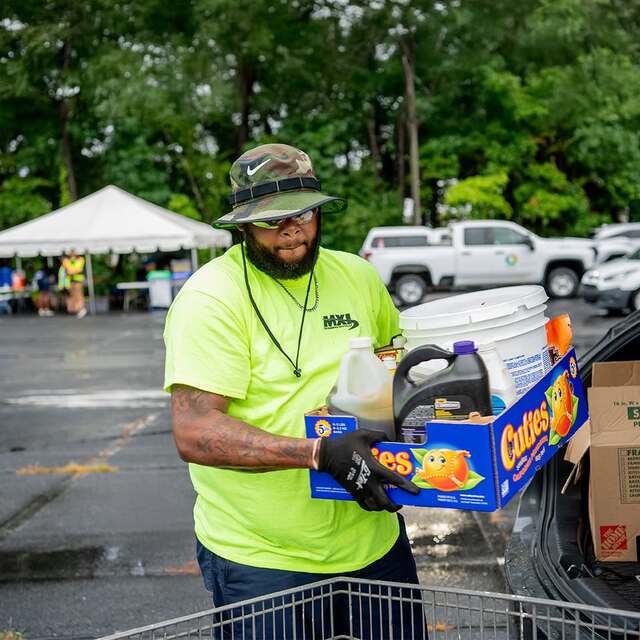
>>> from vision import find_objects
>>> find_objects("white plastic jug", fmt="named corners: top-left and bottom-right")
top-left (477, 342), bottom-right (517, 416)
top-left (327, 337), bottom-right (395, 439)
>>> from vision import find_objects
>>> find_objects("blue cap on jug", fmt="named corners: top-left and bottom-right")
top-left (453, 340), bottom-right (476, 354)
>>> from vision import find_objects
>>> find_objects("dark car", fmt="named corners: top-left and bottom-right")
top-left (505, 311), bottom-right (640, 612)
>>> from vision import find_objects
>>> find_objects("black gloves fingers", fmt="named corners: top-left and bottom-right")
top-left (362, 480), bottom-right (402, 513)
top-left (317, 428), bottom-right (419, 513)
top-left (369, 455), bottom-right (422, 495)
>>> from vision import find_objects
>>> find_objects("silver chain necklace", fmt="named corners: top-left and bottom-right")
top-left (274, 273), bottom-right (319, 312)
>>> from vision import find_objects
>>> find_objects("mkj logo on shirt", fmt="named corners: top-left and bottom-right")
top-left (323, 313), bottom-right (360, 330)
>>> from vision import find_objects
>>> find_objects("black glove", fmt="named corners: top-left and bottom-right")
top-left (318, 429), bottom-right (420, 512)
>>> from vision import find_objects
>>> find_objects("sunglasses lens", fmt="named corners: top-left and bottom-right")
top-left (296, 211), bottom-right (314, 224)
top-left (252, 210), bottom-right (315, 229)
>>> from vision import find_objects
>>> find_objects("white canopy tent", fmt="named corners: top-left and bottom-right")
top-left (0, 185), bottom-right (232, 313)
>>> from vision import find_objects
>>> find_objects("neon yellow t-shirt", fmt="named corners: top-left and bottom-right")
top-left (163, 244), bottom-right (401, 573)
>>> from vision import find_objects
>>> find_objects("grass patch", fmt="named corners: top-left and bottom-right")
top-left (1, 632), bottom-right (25, 640)
top-left (16, 462), bottom-right (119, 476)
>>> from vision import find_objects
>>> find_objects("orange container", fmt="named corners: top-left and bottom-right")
top-left (546, 314), bottom-right (572, 365)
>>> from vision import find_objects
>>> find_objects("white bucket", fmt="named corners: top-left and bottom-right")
top-left (399, 286), bottom-right (551, 395)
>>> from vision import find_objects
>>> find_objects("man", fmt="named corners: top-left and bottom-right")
top-left (59, 249), bottom-right (87, 318)
top-left (34, 266), bottom-right (54, 316)
top-left (164, 143), bottom-right (425, 639)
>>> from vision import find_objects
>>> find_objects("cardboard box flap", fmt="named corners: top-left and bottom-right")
top-left (564, 420), bottom-right (590, 465)
top-left (561, 459), bottom-right (583, 495)
top-left (592, 361), bottom-right (640, 388)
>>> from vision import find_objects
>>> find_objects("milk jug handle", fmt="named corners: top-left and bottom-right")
top-left (395, 344), bottom-right (456, 384)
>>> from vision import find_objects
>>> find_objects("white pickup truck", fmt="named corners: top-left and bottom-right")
top-left (360, 220), bottom-right (596, 304)
top-left (592, 222), bottom-right (640, 263)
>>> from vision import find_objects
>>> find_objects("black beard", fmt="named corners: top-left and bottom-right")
top-left (244, 227), bottom-right (318, 280)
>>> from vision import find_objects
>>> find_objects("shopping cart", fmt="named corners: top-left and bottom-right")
top-left (99, 577), bottom-right (640, 640)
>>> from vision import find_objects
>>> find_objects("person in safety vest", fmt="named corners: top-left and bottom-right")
top-left (163, 144), bottom-right (427, 640)
top-left (59, 250), bottom-right (87, 318)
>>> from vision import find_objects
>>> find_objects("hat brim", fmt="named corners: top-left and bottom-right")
top-left (213, 190), bottom-right (347, 228)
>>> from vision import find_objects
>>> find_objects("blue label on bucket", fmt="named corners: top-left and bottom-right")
top-left (491, 394), bottom-right (507, 416)
top-left (504, 349), bottom-right (546, 396)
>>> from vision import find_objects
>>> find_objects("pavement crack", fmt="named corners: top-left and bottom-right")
top-left (132, 427), bottom-right (171, 437)
top-left (0, 477), bottom-right (73, 543)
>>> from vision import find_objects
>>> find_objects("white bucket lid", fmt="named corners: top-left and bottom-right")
top-left (400, 286), bottom-right (548, 331)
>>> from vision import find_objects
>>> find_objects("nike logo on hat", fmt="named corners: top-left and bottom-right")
top-left (247, 159), bottom-right (270, 176)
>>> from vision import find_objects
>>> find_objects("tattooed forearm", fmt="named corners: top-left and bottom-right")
top-left (171, 384), bottom-right (315, 470)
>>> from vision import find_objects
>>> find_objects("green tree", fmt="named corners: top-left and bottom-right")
top-left (445, 174), bottom-right (513, 220)
top-left (0, 176), bottom-right (50, 227)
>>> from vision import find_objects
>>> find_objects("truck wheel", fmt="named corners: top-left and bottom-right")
top-left (546, 267), bottom-right (579, 298)
top-left (395, 274), bottom-right (428, 306)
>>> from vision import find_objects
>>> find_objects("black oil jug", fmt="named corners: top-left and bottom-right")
top-left (393, 340), bottom-right (492, 443)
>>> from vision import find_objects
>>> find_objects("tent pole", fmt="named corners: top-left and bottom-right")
top-left (190, 247), bottom-right (199, 271)
top-left (15, 255), bottom-right (22, 272)
top-left (85, 252), bottom-right (97, 315)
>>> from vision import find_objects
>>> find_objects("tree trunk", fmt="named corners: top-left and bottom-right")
top-left (397, 104), bottom-right (406, 207)
top-left (401, 37), bottom-right (421, 225)
top-left (367, 105), bottom-right (382, 188)
top-left (59, 40), bottom-right (77, 201)
top-left (237, 60), bottom-right (254, 156)
top-left (182, 156), bottom-right (206, 217)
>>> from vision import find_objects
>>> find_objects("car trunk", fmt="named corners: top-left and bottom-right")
top-left (506, 311), bottom-right (640, 611)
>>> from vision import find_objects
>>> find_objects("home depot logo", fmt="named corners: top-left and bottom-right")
top-left (600, 525), bottom-right (628, 553)
top-left (323, 313), bottom-right (359, 330)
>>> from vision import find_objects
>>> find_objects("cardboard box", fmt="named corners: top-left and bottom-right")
top-left (587, 361), bottom-right (640, 562)
top-left (307, 349), bottom-right (589, 512)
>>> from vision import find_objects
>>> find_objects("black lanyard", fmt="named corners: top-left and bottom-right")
top-left (240, 242), bottom-right (316, 378)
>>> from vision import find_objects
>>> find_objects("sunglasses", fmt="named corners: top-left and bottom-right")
top-left (251, 210), bottom-right (316, 230)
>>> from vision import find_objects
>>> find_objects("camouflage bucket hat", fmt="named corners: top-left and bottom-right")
top-left (213, 143), bottom-right (347, 227)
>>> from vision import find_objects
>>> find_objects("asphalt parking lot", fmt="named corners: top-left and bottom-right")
top-left (0, 296), bottom-right (624, 638)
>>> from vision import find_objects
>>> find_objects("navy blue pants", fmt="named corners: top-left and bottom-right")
top-left (196, 515), bottom-right (427, 639)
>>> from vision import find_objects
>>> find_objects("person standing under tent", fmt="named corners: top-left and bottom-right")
top-left (34, 266), bottom-right (54, 316)
top-left (59, 249), bottom-right (87, 318)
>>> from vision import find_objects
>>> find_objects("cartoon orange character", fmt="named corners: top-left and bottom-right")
top-left (418, 449), bottom-right (470, 491)
top-left (550, 371), bottom-right (574, 437)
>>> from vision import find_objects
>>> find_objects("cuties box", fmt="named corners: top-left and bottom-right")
top-left (306, 349), bottom-right (589, 511)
